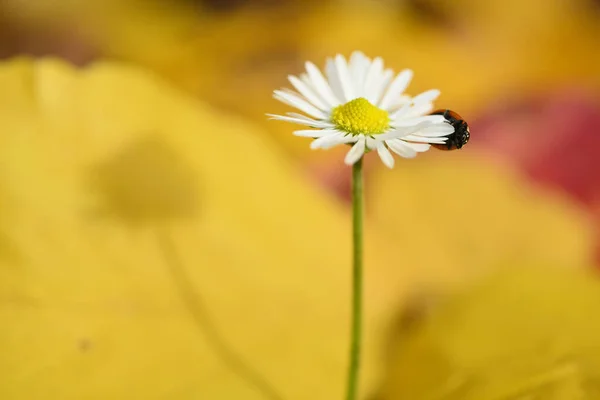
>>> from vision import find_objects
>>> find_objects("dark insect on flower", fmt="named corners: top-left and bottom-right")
top-left (429, 109), bottom-right (470, 150)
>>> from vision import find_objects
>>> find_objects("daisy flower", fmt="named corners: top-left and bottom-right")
top-left (268, 51), bottom-right (455, 168)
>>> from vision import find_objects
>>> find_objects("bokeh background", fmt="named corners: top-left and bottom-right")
top-left (1, 0), bottom-right (599, 399)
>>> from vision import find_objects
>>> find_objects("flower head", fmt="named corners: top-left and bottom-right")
top-left (268, 51), bottom-right (454, 168)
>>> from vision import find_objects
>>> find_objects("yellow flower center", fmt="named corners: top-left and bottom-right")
top-left (331, 97), bottom-right (390, 136)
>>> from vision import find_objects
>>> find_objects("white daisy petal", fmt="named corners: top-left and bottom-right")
top-left (349, 51), bottom-right (370, 97)
top-left (421, 124), bottom-right (455, 133)
top-left (378, 69), bottom-right (414, 110)
top-left (387, 94), bottom-right (413, 111)
top-left (344, 138), bottom-right (366, 165)
top-left (393, 115), bottom-right (446, 127)
top-left (414, 124), bottom-right (455, 136)
top-left (363, 57), bottom-right (384, 104)
top-left (311, 133), bottom-right (355, 150)
top-left (374, 130), bottom-right (405, 141)
top-left (412, 89), bottom-right (441, 104)
top-left (309, 132), bottom-right (339, 149)
top-left (273, 90), bottom-right (327, 119)
top-left (371, 69), bottom-right (394, 107)
top-left (402, 134), bottom-right (447, 144)
top-left (387, 139), bottom-right (418, 158)
top-left (267, 114), bottom-right (333, 128)
top-left (398, 141), bottom-right (431, 152)
top-left (366, 136), bottom-right (382, 150)
top-left (288, 75), bottom-right (329, 111)
top-left (403, 102), bottom-right (435, 119)
top-left (284, 113), bottom-right (335, 128)
top-left (269, 113), bottom-right (315, 121)
top-left (281, 87), bottom-right (300, 96)
top-left (335, 54), bottom-right (355, 102)
top-left (285, 112), bottom-right (312, 119)
top-left (390, 100), bottom-right (435, 120)
top-left (293, 129), bottom-right (337, 138)
top-left (326, 58), bottom-right (345, 105)
top-left (383, 122), bottom-right (434, 138)
top-left (329, 135), bottom-right (357, 148)
top-left (285, 112), bottom-right (334, 125)
top-left (300, 72), bottom-right (323, 94)
top-left (377, 143), bottom-right (395, 168)
top-left (389, 103), bottom-right (412, 120)
top-left (300, 74), bottom-right (327, 104)
top-left (349, 51), bottom-right (367, 65)
top-left (305, 61), bottom-right (341, 107)
top-left (349, 51), bottom-right (368, 77)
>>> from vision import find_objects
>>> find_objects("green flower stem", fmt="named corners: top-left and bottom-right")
top-left (346, 157), bottom-right (364, 400)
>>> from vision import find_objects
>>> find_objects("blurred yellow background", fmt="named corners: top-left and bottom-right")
top-left (1, 0), bottom-right (599, 399)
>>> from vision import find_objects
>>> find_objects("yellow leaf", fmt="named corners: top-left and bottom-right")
top-left (375, 266), bottom-right (600, 400)
top-left (367, 154), bottom-right (595, 288)
top-left (0, 57), bottom-right (389, 400)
